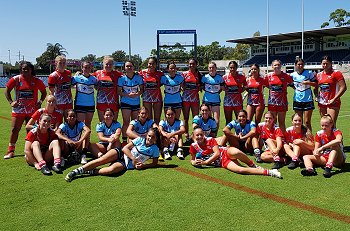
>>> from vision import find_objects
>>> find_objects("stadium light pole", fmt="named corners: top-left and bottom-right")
top-left (8, 50), bottom-right (11, 65)
top-left (266, 0), bottom-right (269, 73)
top-left (122, 0), bottom-right (136, 61)
top-left (301, 0), bottom-right (304, 59)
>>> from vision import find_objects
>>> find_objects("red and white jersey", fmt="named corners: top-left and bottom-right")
top-left (223, 73), bottom-right (246, 107)
top-left (190, 136), bottom-right (218, 156)
top-left (48, 70), bottom-right (72, 106)
top-left (25, 127), bottom-right (57, 149)
top-left (257, 122), bottom-right (284, 140)
top-left (7, 75), bottom-right (46, 115)
top-left (182, 70), bottom-right (200, 103)
top-left (31, 108), bottom-right (63, 127)
top-left (246, 76), bottom-right (266, 106)
top-left (139, 69), bottom-right (163, 103)
top-left (284, 126), bottom-right (304, 144)
top-left (264, 72), bottom-right (292, 107)
top-left (315, 128), bottom-right (342, 146)
top-left (316, 70), bottom-right (344, 106)
top-left (94, 70), bottom-right (122, 105)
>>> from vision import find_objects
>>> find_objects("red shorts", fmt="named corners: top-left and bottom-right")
top-left (11, 113), bottom-right (33, 120)
top-left (97, 103), bottom-right (119, 113)
top-left (318, 102), bottom-right (341, 109)
top-left (268, 104), bottom-right (288, 112)
top-left (56, 103), bottom-right (73, 112)
top-left (221, 149), bottom-right (231, 169)
top-left (182, 101), bottom-right (199, 107)
top-left (224, 105), bottom-right (243, 112)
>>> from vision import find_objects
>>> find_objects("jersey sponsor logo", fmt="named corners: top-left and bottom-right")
top-left (19, 90), bottom-right (34, 99)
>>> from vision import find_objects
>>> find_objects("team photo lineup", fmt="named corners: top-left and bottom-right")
top-left (3, 53), bottom-right (347, 181)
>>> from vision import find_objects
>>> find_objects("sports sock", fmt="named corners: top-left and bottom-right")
top-left (8, 143), bottom-right (15, 152)
top-left (325, 162), bottom-right (333, 169)
top-left (73, 166), bottom-right (85, 175)
top-left (38, 160), bottom-right (46, 169)
top-left (248, 160), bottom-right (255, 167)
top-left (292, 156), bottom-right (299, 161)
top-left (54, 158), bottom-right (61, 166)
top-left (254, 148), bottom-right (261, 156)
top-left (263, 169), bottom-right (269, 176)
top-left (273, 156), bottom-right (281, 162)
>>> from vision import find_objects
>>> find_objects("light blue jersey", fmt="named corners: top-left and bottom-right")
top-left (159, 119), bottom-right (184, 133)
top-left (226, 120), bottom-right (256, 136)
top-left (124, 137), bottom-right (159, 169)
top-left (160, 74), bottom-right (184, 104)
top-left (290, 70), bottom-right (315, 103)
top-left (130, 118), bottom-right (155, 138)
top-left (118, 74), bottom-right (144, 105)
top-left (192, 115), bottom-right (217, 137)
top-left (202, 74), bottom-right (224, 103)
top-left (72, 75), bottom-right (97, 107)
top-left (96, 121), bottom-right (121, 144)
top-left (59, 121), bottom-right (85, 141)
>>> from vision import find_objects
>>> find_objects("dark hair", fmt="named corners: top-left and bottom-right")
top-left (39, 113), bottom-right (52, 121)
top-left (124, 60), bottom-right (135, 67)
top-left (250, 63), bottom-right (260, 71)
top-left (272, 59), bottom-right (282, 65)
top-left (188, 58), bottom-right (202, 83)
top-left (321, 55), bottom-right (332, 63)
top-left (81, 61), bottom-right (92, 70)
top-left (294, 57), bottom-right (305, 65)
top-left (193, 126), bottom-right (203, 132)
top-left (200, 103), bottom-right (211, 111)
top-left (66, 109), bottom-right (76, 117)
top-left (238, 109), bottom-right (248, 117)
top-left (149, 127), bottom-right (161, 148)
top-left (264, 111), bottom-right (275, 119)
top-left (167, 61), bottom-right (176, 69)
top-left (148, 57), bottom-right (157, 63)
top-left (165, 107), bottom-right (176, 115)
top-left (20, 61), bottom-right (36, 76)
top-left (291, 113), bottom-right (313, 141)
top-left (209, 61), bottom-right (217, 67)
top-left (228, 61), bottom-right (238, 69)
top-left (104, 108), bottom-right (115, 115)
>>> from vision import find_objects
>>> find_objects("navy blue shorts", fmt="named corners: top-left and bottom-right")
top-left (75, 105), bottom-right (95, 113)
top-left (120, 102), bottom-right (140, 111)
top-left (203, 101), bottom-right (221, 107)
top-left (293, 101), bottom-right (315, 111)
top-left (164, 102), bottom-right (183, 110)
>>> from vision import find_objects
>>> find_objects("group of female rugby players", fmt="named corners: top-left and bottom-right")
top-left (4, 54), bottom-right (347, 181)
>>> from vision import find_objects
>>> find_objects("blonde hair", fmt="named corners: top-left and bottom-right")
top-left (55, 55), bottom-right (66, 64)
top-left (46, 95), bottom-right (56, 102)
top-left (103, 56), bottom-right (114, 65)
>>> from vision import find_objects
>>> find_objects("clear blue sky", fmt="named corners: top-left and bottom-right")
top-left (0, 0), bottom-right (349, 64)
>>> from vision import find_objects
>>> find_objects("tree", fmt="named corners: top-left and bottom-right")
top-left (111, 50), bottom-right (127, 62)
top-left (36, 43), bottom-right (67, 72)
top-left (81, 54), bottom-right (96, 62)
top-left (253, 31), bottom-right (261, 37)
top-left (130, 54), bottom-right (143, 70)
top-left (321, 8), bottom-right (350, 28)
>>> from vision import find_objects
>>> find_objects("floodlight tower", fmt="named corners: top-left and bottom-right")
top-left (122, 0), bottom-right (136, 60)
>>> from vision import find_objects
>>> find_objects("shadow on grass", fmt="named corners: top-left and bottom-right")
top-left (343, 146), bottom-right (350, 153)
top-left (331, 163), bottom-right (350, 177)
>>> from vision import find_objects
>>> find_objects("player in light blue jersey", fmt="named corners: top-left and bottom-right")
top-left (201, 62), bottom-right (224, 127)
top-left (65, 128), bottom-right (160, 182)
top-left (160, 62), bottom-right (184, 119)
top-left (89, 108), bottom-right (121, 158)
top-left (127, 107), bottom-right (156, 139)
top-left (56, 109), bottom-right (91, 164)
top-left (72, 61), bottom-right (98, 129)
top-left (159, 107), bottom-right (186, 160)
top-left (291, 58), bottom-right (317, 132)
top-left (192, 103), bottom-right (218, 138)
top-left (117, 61), bottom-right (144, 147)
top-left (223, 110), bottom-right (260, 156)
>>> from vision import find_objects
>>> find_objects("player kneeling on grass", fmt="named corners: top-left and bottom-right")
top-left (65, 128), bottom-right (160, 182)
top-left (283, 113), bottom-right (314, 169)
top-left (89, 108), bottom-right (121, 158)
top-left (25, 113), bottom-right (62, 175)
top-left (301, 114), bottom-right (346, 178)
top-left (159, 107), bottom-right (186, 160)
top-left (190, 127), bottom-right (282, 178)
top-left (56, 109), bottom-right (91, 164)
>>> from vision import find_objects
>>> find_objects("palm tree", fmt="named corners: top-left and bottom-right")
top-left (46, 43), bottom-right (68, 61)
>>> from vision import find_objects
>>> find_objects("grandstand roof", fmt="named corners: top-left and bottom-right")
top-left (227, 26), bottom-right (350, 45)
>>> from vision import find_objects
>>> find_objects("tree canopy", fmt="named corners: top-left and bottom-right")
top-left (321, 8), bottom-right (350, 28)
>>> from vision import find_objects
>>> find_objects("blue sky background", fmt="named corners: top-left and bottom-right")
top-left (0, 0), bottom-right (349, 64)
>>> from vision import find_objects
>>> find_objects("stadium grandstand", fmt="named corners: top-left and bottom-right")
top-left (227, 26), bottom-right (350, 78)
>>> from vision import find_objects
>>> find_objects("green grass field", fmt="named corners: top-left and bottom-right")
top-left (0, 83), bottom-right (350, 230)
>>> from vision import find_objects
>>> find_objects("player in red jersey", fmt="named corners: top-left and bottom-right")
top-left (4, 61), bottom-right (47, 159)
top-left (283, 113), bottom-right (314, 169)
top-left (182, 58), bottom-right (202, 142)
top-left (26, 95), bottom-right (63, 131)
top-left (93, 56), bottom-right (123, 122)
top-left (223, 61), bottom-right (247, 125)
top-left (316, 55), bottom-right (347, 126)
top-left (139, 57), bottom-right (163, 125)
top-left (257, 111), bottom-right (285, 169)
top-left (24, 113), bottom-right (62, 175)
top-left (265, 60), bottom-right (293, 132)
top-left (190, 127), bottom-right (282, 178)
top-left (246, 64), bottom-right (266, 124)
top-left (302, 114), bottom-right (345, 178)
top-left (48, 55), bottom-right (73, 117)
